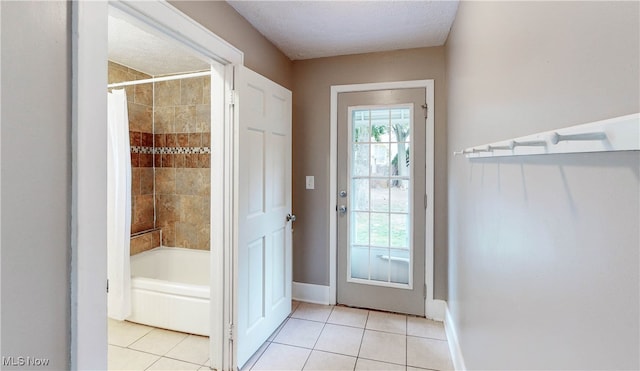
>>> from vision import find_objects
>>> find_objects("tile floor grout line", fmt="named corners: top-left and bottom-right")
top-left (300, 305), bottom-right (332, 371)
top-left (247, 341), bottom-right (272, 371)
top-left (119, 323), bottom-right (154, 348)
top-left (111, 343), bottom-right (165, 359)
top-left (405, 315), bottom-right (408, 368)
top-left (161, 354), bottom-right (208, 367)
top-left (353, 309), bottom-right (370, 371)
top-left (163, 332), bottom-right (192, 358)
top-left (143, 355), bottom-right (162, 371)
top-left (356, 355), bottom-right (408, 367)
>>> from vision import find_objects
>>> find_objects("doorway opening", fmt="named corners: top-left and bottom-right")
top-left (72, 2), bottom-right (241, 369)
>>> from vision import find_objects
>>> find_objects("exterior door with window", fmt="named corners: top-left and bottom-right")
top-left (337, 89), bottom-right (426, 316)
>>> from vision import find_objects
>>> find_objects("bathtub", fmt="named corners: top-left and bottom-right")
top-left (127, 247), bottom-right (210, 336)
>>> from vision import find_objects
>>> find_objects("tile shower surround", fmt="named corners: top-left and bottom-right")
top-left (108, 61), bottom-right (211, 253)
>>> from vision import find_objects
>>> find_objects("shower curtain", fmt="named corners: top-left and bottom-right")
top-left (107, 89), bottom-right (132, 320)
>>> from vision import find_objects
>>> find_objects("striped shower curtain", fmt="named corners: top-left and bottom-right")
top-left (107, 89), bottom-right (132, 320)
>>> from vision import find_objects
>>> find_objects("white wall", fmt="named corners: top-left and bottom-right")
top-left (446, 2), bottom-right (639, 369)
top-left (1, 2), bottom-right (71, 369)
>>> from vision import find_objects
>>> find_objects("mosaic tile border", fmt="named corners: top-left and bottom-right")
top-left (131, 146), bottom-right (211, 155)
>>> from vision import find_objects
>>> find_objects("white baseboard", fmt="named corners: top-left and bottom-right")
top-left (426, 299), bottom-right (447, 321)
top-left (444, 303), bottom-right (467, 371)
top-left (292, 282), bottom-right (331, 305)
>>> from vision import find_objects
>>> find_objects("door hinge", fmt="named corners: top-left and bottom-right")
top-left (421, 103), bottom-right (428, 119)
top-left (228, 90), bottom-right (236, 106)
top-left (424, 284), bottom-right (427, 299)
top-left (228, 323), bottom-right (234, 339)
top-left (106, 279), bottom-right (109, 293)
top-left (424, 194), bottom-right (428, 209)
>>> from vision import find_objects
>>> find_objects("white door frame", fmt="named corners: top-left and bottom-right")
top-left (71, 1), bottom-right (242, 369)
top-left (329, 80), bottom-right (444, 320)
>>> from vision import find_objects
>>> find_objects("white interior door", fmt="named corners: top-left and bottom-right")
top-left (234, 65), bottom-right (293, 368)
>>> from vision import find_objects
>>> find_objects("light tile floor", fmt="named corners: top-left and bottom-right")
top-left (108, 319), bottom-right (210, 370)
top-left (244, 301), bottom-right (453, 371)
top-left (108, 301), bottom-right (453, 371)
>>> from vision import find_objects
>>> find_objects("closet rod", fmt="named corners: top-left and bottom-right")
top-left (107, 70), bottom-right (211, 88)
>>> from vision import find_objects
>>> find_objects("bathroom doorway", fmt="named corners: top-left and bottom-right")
top-left (106, 6), bottom-right (221, 370)
top-left (73, 2), bottom-right (242, 370)
top-left (75, 2), bottom-right (293, 370)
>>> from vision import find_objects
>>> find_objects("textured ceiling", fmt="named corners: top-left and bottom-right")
top-left (108, 14), bottom-right (210, 76)
top-left (108, 1), bottom-right (459, 75)
top-left (227, 0), bottom-right (459, 60)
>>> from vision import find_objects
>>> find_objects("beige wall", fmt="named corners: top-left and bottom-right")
top-left (169, 1), bottom-right (293, 89)
top-left (292, 48), bottom-right (448, 299)
top-left (446, 1), bottom-right (639, 369)
top-left (1, 1), bottom-right (71, 368)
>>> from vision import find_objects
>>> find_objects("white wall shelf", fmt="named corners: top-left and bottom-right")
top-left (454, 113), bottom-right (640, 158)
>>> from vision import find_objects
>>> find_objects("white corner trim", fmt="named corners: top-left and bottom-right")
top-left (292, 282), bottom-right (331, 305)
top-left (445, 303), bottom-right (467, 371)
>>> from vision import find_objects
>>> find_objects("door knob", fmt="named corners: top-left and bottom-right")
top-left (286, 213), bottom-right (297, 222)
top-left (339, 190), bottom-right (347, 198)
top-left (338, 205), bottom-right (347, 215)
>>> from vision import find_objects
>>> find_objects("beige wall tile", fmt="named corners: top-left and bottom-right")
top-left (203, 77), bottom-right (211, 105)
top-left (108, 65), bottom-right (128, 85)
top-left (196, 224), bottom-right (210, 250)
top-left (195, 104), bottom-right (211, 132)
top-left (160, 221), bottom-right (175, 247)
top-left (151, 230), bottom-right (161, 248)
top-left (128, 103), bottom-right (152, 132)
top-left (175, 105), bottom-right (196, 133)
top-left (130, 233), bottom-right (152, 255)
top-left (155, 168), bottom-right (176, 195)
top-left (140, 168), bottom-right (154, 195)
top-left (154, 80), bottom-right (180, 107)
top-left (198, 169), bottom-right (211, 197)
top-left (175, 222), bottom-right (197, 249)
top-left (134, 83), bottom-right (153, 106)
top-left (179, 196), bottom-right (204, 224)
top-left (133, 195), bottom-right (154, 232)
top-left (176, 169), bottom-right (201, 196)
top-left (154, 106), bottom-right (175, 134)
top-left (131, 168), bottom-right (141, 196)
top-left (156, 194), bottom-right (179, 223)
top-left (180, 77), bottom-right (204, 105)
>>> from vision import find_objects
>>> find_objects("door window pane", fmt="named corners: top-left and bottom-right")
top-left (370, 179), bottom-right (389, 212)
top-left (350, 246), bottom-right (369, 280)
top-left (390, 180), bottom-right (409, 213)
top-left (371, 144), bottom-right (390, 176)
top-left (390, 214), bottom-right (409, 248)
top-left (370, 213), bottom-right (389, 247)
top-left (352, 111), bottom-right (369, 143)
top-left (351, 179), bottom-right (369, 211)
top-left (352, 212), bottom-right (369, 245)
top-left (348, 107), bottom-right (412, 287)
top-left (369, 247), bottom-right (390, 282)
top-left (389, 248), bottom-right (410, 284)
top-left (390, 108), bottom-right (410, 143)
top-left (352, 144), bottom-right (369, 176)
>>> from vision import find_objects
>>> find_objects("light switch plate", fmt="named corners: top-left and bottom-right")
top-left (306, 176), bottom-right (315, 190)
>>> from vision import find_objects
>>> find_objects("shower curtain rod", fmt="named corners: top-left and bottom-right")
top-left (107, 70), bottom-right (211, 88)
